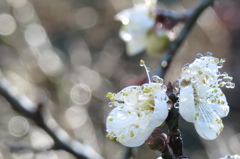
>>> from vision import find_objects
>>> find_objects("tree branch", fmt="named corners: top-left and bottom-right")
top-left (0, 76), bottom-right (104, 159)
top-left (153, 0), bottom-right (215, 78)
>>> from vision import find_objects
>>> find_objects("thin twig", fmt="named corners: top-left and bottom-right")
top-left (153, 0), bottom-right (215, 78)
top-left (0, 76), bottom-right (104, 159)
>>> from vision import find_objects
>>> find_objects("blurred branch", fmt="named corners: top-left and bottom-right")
top-left (4, 140), bottom-right (49, 153)
top-left (0, 76), bottom-right (104, 159)
top-left (154, 0), bottom-right (215, 78)
top-left (156, 10), bottom-right (191, 23)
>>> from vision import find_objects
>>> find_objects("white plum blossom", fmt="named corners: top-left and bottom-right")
top-left (179, 52), bottom-right (235, 140)
top-left (115, 0), bottom-right (156, 56)
top-left (106, 60), bottom-right (169, 147)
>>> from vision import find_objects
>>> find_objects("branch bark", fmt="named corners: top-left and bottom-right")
top-left (153, 0), bottom-right (215, 78)
top-left (0, 76), bottom-right (104, 159)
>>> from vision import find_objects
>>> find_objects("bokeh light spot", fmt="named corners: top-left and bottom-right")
top-left (75, 7), bottom-right (98, 29)
top-left (24, 23), bottom-right (46, 46)
top-left (35, 152), bottom-right (58, 159)
top-left (70, 84), bottom-right (91, 105)
top-left (38, 49), bottom-right (64, 76)
top-left (65, 106), bottom-right (88, 129)
top-left (8, 116), bottom-right (29, 137)
top-left (69, 40), bottom-right (92, 67)
top-left (7, 0), bottom-right (28, 8)
top-left (78, 67), bottom-right (101, 91)
top-left (0, 13), bottom-right (17, 36)
top-left (30, 127), bottom-right (54, 150)
top-left (12, 151), bottom-right (34, 159)
top-left (13, 2), bottom-right (34, 23)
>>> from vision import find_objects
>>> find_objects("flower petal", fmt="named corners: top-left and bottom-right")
top-left (115, 85), bottom-right (141, 102)
top-left (211, 104), bottom-right (229, 118)
top-left (148, 91), bottom-right (168, 128)
top-left (126, 35), bottom-right (146, 55)
top-left (207, 88), bottom-right (229, 118)
top-left (179, 85), bottom-right (195, 122)
top-left (115, 3), bottom-right (155, 55)
top-left (106, 108), bottom-right (155, 147)
top-left (119, 127), bottom-right (154, 147)
top-left (194, 106), bottom-right (224, 140)
top-left (179, 53), bottom-right (234, 140)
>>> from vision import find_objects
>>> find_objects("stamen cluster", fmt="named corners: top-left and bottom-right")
top-left (106, 61), bottom-right (169, 147)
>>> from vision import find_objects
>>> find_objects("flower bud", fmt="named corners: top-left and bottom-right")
top-left (146, 30), bottom-right (170, 55)
top-left (145, 128), bottom-right (168, 151)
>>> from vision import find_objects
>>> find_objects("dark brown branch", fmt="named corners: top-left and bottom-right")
top-left (164, 83), bottom-right (185, 159)
top-left (165, 108), bottom-right (185, 159)
top-left (156, 10), bottom-right (192, 23)
top-left (0, 77), bottom-right (103, 159)
top-left (153, 0), bottom-right (215, 78)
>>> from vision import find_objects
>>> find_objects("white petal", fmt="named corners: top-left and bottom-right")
top-left (119, 26), bottom-right (133, 42)
top-left (114, 8), bottom-right (132, 22)
top-left (106, 108), bottom-right (155, 147)
top-left (153, 87), bottom-right (167, 98)
top-left (115, 85), bottom-right (141, 102)
top-left (210, 88), bottom-right (229, 118)
top-left (210, 103), bottom-right (229, 118)
top-left (145, 0), bottom-right (157, 8)
top-left (120, 127), bottom-right (155, 147)
top-left (179, 85), bottom-right (195, 122)
top-left (148, 96), bottom-right (168, 128)
top-left (115, 4), bottom-right (155, 56)
top-left (179, 54), bottom-right (233, 140)
top-left (123, 92), bottom-right (139, 106)
top-left (126, 36), bottom-right (146, 56)
top-left (115, 4), bottom-right (154, 30)
top-left (194, 107), bottom-right (224, 140)
top-left (128, 4), bottom-right (154, 30)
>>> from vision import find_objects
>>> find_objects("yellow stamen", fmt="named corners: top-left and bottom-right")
top-left (216, 118), bottom-right (222, 124)
top-left (220, 126), bottom-right (224, 132)
top-left (130, 131), bottom-right (134, 137)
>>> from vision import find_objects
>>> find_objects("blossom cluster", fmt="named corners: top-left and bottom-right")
top-left (106, 53), bottom-right (235, 147)
top-left (115, 0), bottom-right (171, 56)
top-left (115, 1), bottom-right (155, 55)
top-left (106, 61), bottom-right (169, 147)
top-left (179, 52), bottom-right (234, 140)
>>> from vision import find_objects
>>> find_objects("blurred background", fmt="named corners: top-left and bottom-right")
top-left (0, 0), bottom-right (239, 158)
